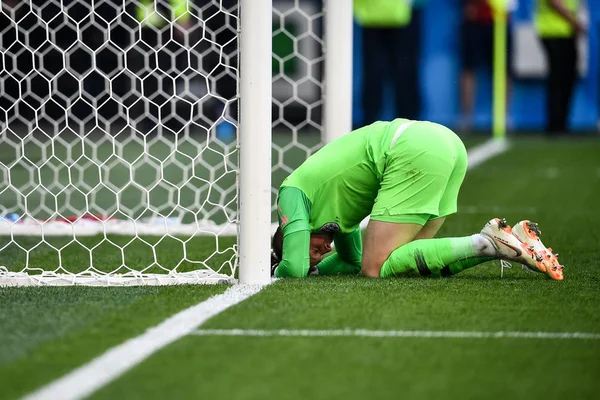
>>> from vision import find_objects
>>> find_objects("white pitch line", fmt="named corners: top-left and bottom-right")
top-left (192, 328), bottom-right (600, 340)
top-left (466, 138), bottom-right (510, 170)
top-left (23, 284), bottom-right (267, 400)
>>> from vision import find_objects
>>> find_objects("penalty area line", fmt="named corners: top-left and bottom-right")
top-left (23, 284), bottom-right (268, 400)
top-left (192, 328), bottom-right (600, 340)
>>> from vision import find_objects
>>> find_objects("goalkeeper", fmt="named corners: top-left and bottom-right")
top-left (271, 119), bottom-right (564, 280)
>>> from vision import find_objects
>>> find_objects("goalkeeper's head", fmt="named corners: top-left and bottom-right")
top-left (271, 226), bottom-right (333, 270)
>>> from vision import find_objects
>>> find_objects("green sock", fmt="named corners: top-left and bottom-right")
top-left (317, 253), bottom-right (361, 276)
top-left (441, 257), bottom-right (496, 277)
top-left (380, 237), bottom-right (488, 278)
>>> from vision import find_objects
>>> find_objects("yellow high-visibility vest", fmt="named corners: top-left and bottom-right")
top-left (136, 0), bottom-right (190, 27)
top-left (354, 0), bottom-right (412, 28)
top-left (535, 0), bottom-right (579, 38)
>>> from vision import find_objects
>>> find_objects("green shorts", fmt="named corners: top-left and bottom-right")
top-left (370, 121), bottom-right (468, 226)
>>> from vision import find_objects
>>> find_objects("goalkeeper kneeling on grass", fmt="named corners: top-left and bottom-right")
top-left (270, 118), bottom-right (564, 280)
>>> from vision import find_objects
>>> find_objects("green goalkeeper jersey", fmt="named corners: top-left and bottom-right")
top-left (280, 118), bottom-right (409, 235)
top-left (275, 118), bottom-right (467, 278)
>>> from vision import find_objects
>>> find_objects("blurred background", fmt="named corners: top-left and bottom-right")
top-left (1, 0), bottom-right (597, 136)
top-left (352, 0), bottom-right (598, 133)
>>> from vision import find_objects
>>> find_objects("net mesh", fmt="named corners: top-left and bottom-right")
top-left (0, 0), bottom-right (325, 285)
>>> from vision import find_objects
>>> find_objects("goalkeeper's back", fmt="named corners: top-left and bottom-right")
top-left (281, 119), bottom-right (410, 232)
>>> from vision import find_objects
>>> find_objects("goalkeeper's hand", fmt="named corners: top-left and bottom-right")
top-left (271, 250), bottom-right (280, 277)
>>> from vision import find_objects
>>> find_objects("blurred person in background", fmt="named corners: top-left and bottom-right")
top-left (354, 0), bottom-right (422, 125)
top-left (535, 0), bottom-right (585, 136)
top-left (459, 0), bottom-right (514, 132)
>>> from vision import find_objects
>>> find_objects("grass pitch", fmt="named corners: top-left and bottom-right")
top-left (1, 136), bottom-right (600, 399)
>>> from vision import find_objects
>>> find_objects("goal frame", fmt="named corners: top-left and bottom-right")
top-left (0, 0), bottom-right (353, 286)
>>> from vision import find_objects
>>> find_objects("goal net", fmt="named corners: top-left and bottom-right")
top-left (0, 0), bottom-right (348, 286)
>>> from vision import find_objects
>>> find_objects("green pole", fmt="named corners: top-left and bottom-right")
top-left (492, 3), bottom-right (507, 140)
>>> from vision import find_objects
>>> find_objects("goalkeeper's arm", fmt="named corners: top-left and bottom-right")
top-left (315, 228), bottom-right (362, 276)
top-left (273, 229), bottom-right (311, 278)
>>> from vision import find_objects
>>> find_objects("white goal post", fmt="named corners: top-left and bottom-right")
top-left (0, 0), bottom-right (352, 286)
top-left (237, 0), bottom-right (273, 285)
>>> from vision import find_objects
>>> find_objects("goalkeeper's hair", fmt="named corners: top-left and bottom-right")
top-left (271, 226), bottom-right (283, 265)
